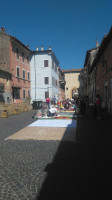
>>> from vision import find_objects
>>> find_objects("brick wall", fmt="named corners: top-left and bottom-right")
top-left (0, 32), bottom-right (10, 72)
top-left (96, 38), bottom-right (112, 112)
top-left (0, 100), bottom-right (32, 116)
top-left (10, 40), bottom-right (31, 101)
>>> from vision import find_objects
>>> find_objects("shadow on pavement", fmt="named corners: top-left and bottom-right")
top-left (36, 110), bottom-right (112, 200)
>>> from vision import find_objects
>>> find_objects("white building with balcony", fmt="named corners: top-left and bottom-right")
top-left (30, 46), bottom-right (60, 103)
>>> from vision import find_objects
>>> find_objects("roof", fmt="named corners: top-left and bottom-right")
top-left (91, 26), bottom-right (112, 69)
top-left (10, 36), bottom-right (31, 52)
top-left (0, 29), bottom-right (31, 53)
top-left (32, 50), bottom-right (60, 65)
top-left (62, 68), bottom-right (82, 73)
top-left (0, 68), bottom-right (11, 74)
top-left (83, 47), bottom-right (98, 68)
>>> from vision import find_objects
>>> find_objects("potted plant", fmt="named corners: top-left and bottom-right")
top-left (1, 110), bottom-right (8, 118)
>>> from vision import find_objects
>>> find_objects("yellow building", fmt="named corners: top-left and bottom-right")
top-left (62, 68), bottom-right (82, 99)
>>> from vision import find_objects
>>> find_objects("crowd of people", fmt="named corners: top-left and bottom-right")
top-left (34, 94), bottom-right (103, 119)
top-left (45, 94), bottom-right (103, 119)
top-left (45, 96), bottom-right (86, 116)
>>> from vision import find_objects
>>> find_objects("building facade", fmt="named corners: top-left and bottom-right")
top-left (0, 27), bottom-right (12, 103)
top-left (10, 37), bottom-right (31, 103)
top-left (91, 27), bottom-right (112, 113)
top-left (79, 67), bottom-right (88, 98)
top-left (31, 46), bottom-right (60, 102)
top-left (0, 27), bottom-right (31, 103)
top-left (58, 67), bottom-right (65, 101)
top-left (83, 47), bottom-right (99, 102)
top-left (81, 27), bottom-right (112, 114)
top-left (62, 68), bottom-right (82, 99)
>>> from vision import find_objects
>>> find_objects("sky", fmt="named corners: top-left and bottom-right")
top-left (0, 0), bottom-right (112, 70)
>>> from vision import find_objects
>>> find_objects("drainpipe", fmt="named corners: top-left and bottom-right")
top-left (34, 54), bottom-right (36, 101)
top-left (95, 66), bottom-right (97, 101)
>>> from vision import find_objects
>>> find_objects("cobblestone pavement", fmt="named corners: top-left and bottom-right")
top-left (0, 140), bottom-right (60, 200)
top-left (0, 109), bottom-right (112, 200)
top-left (0, 110), bottom-right (60, 199)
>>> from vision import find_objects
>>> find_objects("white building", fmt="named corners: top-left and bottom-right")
top-left (31, 46), bottom-right (60, 103)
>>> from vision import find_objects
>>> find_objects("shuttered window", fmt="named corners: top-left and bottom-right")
top-left (45, 77), bottom-right (49, 84)
top-left (44, 60), bottom-right (48, 67)
top-left (17, 67), bottom-right (20, 77)
top-left (45, 92), bottom-right (49, 98)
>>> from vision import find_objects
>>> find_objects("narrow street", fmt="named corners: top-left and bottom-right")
top-left (0, 109), bottom-right (112, 200)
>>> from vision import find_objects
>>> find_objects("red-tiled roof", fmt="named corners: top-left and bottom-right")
top-left (62, 68), bottom-right (82, 73)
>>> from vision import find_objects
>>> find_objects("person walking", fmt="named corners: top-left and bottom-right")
top-left (53, 96), bottom-right (56, 105)
top-left (94, 95), bottom-right (102, 119)
top-left (46, 97), bottom-right (50, 109)
top-left (79, 98), bottom-right (86, 116)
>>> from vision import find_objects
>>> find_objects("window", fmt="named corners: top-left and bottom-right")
top-left (23, 89), bottom-right (25, 99)
top-left (56, 80), bottom-right (57, 87)
top-left (52, 61), bottom-right (54, 69)
top-left (27, 56), bottom-right (29, 64)
top-left (52, 77), bottom-right (54, 86)
top-left (22, 52), bottom-right (25, 62)
top-left (27, 72), bottom-right (30, 80)
top-left (23, 69), bottom-right (25, 79)
top-left (12, 88), bottom-right (20, 100)
top-left (44, 60), bottom-right (48, 67)
top-left (16, 67), bottom-right (20, 77)
top-left (0, 84), bottom-right (4, 92)
top-left (28, 90), bottom-right (30, 98)
top-left (45, 91), bottom-right (49, 99)
top-left (55, 65), bottom-right (57, 72)
top-left (45, 77), bottom-right (49, 84)
top-left (16, 48), bottom-right (19, 59)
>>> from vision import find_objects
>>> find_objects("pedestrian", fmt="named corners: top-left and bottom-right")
top-left (64, 100), bottom-right (69, 109)
top-left (76, 97), bottom-right (80, 107)
top-left (46, 97), bottom-right (50, 109)
top-left (53, 96), bottom-right (56, 105)
top-left (94, 94), bottom-right (101, 119)
top-left (79, 98), bottom-right (86, 116)
top-left (60, 101), bottom-right (64, 109)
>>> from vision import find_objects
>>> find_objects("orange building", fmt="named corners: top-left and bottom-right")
top-left (0, 27), bottom-right (31, 103)
top-left (62, 68), bottom-right (82, 99)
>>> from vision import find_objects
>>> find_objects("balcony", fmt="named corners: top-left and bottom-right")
top-left (59, 78), bottom-right (66, 84)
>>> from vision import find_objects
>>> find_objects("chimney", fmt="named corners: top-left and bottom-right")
top-left (41, 45), bottom-right (44, 51)
top-left (27, 45), bottom-right (30, 49)
top-left (36, 46), bottom-right (39, 51)
top-left (0, 26), bottom-right (6, 32)
top-left (49, 46), bottom-right (51, 50)
top-left (96, 40), bottom-right (99, 48)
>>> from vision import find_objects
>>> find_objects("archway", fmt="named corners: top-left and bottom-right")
top-left (70, 87), bottom-right (78, 99)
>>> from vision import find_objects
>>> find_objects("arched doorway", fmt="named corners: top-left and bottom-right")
top-left (70, 87), bottom-right (78, 99)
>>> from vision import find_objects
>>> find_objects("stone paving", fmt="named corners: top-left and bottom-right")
top-left (6, 126), bottom-right (76, 141)
top-left (0, 109), bottom-right (112, 199)
top-left (0, 110), bottom-right (76, 200)
top-left (0, 139), bottom-right (60, 200)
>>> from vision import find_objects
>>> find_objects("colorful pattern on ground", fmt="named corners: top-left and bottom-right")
top-left (6, 119), bottom-right (77, 141)
top-left (54, 116), bottom-right (73, 119)
top-left (29, 119), bottom-right (76, 128)
top-left (6, 126), bottom-right (76, 141)
top-left (34, 115), bottom-right (75, 120)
